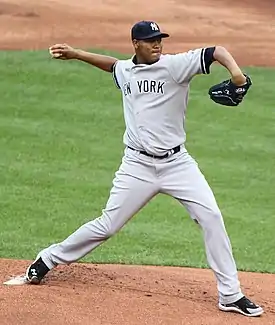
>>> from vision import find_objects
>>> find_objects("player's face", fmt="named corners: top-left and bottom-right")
top-left (133, 37), bottom-right (163, 64)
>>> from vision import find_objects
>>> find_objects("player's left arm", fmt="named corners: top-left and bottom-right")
top-left (213, 46), bottom-right (246, 86)
top-left (191, 46), bottom-right (247, 86)
top-left (168, 46), bottom-right (247, 85)
top-left (168, 47), bottom-right (217, 84)
top-left (208, 46), bottom-right (252, 106)
top-left (168, 46), bottom-right (252, 106)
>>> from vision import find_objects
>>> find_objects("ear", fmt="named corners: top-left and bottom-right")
top-left (132, 39), bottom-right (139, 50)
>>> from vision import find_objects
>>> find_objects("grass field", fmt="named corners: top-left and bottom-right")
top-left (0, 49), bottom-right (274, 273)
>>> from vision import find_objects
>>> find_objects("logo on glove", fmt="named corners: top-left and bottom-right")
top-left (235, 87), bottom-right (246, 94)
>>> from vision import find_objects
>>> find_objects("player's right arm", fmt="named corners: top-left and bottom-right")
top-left (49, 44), bottom-right (118, 73)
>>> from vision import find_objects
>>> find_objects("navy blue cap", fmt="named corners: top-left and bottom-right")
top-left (131, 21), bottom-right (169, 40)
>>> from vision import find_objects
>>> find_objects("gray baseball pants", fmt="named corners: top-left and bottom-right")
top-left (40, 146), bottom-right (243, 304)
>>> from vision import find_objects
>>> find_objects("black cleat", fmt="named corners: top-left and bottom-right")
top-left (26, 257), bottom-right (50, 285)
top-left (219, 296), bottom-right (264, 317)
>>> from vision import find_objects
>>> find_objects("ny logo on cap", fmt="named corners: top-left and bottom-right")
top-left (150, 22), bottom-right (159, 31)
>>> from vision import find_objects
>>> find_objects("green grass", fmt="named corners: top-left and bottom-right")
top-left (0, 49), bottom-right (274, 273)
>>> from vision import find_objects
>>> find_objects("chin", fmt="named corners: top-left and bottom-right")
top-left (150, 54), bottom-right (161, 63)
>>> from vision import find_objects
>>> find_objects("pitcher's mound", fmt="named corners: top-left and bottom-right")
top-left (1, 259), bottom-right (274, 325)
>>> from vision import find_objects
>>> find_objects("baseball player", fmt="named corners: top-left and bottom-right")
top-left (25, 21), bottom-right (263, 317)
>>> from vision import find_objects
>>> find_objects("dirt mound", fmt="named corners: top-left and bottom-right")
top-left (1, 259), bottom-right (275, 325)
top-left (0, 0), bottom-right (274, 66)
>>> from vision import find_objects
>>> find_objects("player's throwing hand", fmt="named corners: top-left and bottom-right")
top-left (49, 43), bottom-right (77, 60)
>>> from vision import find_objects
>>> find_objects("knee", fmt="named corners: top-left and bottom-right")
top-left (210, 209), bottom-right (223, 220)
top-left (94, 212), bottom-right (119, 238)
top-left (196, 209), bottom-right (224, 228)
top-left (104, 224), bottom-right (117, 238)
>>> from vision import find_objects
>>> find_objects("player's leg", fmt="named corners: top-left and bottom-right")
top-left (160, 151), bottom-right (263, 316)
top-left (26, 149), bottom-right (159, 283)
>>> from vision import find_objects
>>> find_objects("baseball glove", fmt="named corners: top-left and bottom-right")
top-left (208, 75), bottom-right (252, 106)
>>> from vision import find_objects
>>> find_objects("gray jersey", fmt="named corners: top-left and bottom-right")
top-left (113, 48), bottom-right (209, 155)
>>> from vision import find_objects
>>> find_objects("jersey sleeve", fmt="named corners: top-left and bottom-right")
top-left (168, 47), bottom-right (215, 84)
top-left (112, 60), bottom-right (122, 89)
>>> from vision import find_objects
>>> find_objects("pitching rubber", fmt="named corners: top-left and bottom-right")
top-left (3, 275), bottom-right (28, 286)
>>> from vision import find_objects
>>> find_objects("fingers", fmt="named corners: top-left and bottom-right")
top-left (50, 48), bottom-right (61, 54)
top-left (49, 48), bottom-right (62, 59)
top-left (49, 44), bottom-right (67, 59)
top-left (48, 43), bottom-right (74, 60)
top-left (49, 43), bottom-right (67, 51)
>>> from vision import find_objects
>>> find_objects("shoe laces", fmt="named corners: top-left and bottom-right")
top-left (241, 296), bottom-right (257, 307)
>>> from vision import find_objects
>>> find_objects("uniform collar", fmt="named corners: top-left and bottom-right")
top-left (131, 55), bottom-right (162, 66)
top-left (132, 55), bottom-right (138, 65)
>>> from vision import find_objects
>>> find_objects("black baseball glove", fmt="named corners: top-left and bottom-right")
top-left (208, 75), bottom-right (252, 106)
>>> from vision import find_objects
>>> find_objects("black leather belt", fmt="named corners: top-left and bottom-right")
top-left (127, 145), bottom-right (180, 159)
